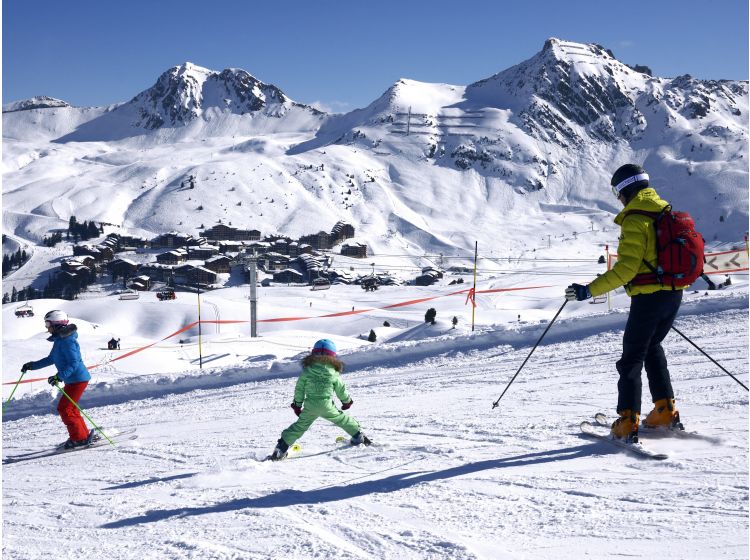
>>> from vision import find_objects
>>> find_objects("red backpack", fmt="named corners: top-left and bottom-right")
top-left (624, 205), bottom-right (705, 289)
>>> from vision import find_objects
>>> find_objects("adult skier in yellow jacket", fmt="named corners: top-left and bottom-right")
top-left (269, 339), bottom-right (371, 461)
top-left (565, 164), bottom-right (684, 442)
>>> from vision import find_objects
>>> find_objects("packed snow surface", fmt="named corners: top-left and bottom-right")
top-left (2, 277), bottom-right (748, 559)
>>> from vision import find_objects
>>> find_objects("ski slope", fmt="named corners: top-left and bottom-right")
top-left (2, 283), bottom-right (748, 559)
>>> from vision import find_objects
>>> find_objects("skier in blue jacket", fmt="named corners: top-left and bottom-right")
top-left (21, 310), bottom-right (95, 448)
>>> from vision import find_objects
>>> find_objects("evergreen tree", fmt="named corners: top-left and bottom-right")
top-left (368, 329), bottom-right (377, 342)
top-left (425, 308), bottom-right (437, 323)
top-left (11, 286), bottom-right (17, 302)
top-left (68, 216), bottom-right (77, 235)
top-left (2, 293), bottom-right (9, 304)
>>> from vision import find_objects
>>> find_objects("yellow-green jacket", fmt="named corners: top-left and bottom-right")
top-left (293, 356), bottom-right (352, 406)
top-left (589, 188), bottom-right (685, 297)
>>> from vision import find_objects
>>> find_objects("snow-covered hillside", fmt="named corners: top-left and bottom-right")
top-left (3, 38), bottom-right (748, 266)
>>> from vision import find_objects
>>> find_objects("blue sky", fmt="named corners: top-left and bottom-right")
top-left (3, 0), bottom-right (748, 112)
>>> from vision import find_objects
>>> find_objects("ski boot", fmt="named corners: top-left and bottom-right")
top-left (269, 438), bottom-right (290, 461)
top-left (610, 410), bottom-right (640, 443)
top-left (86, 429), bottom-right (101, 444)
top-left (643, 398), bottom-right (683, 430)
top-left (61, 437), bottom-right (90, 450)
top-left (350, 432), bottom-right (372, 446)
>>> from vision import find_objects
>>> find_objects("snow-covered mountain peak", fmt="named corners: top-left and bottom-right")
top-left (124, 62), bottom-right (310, 130)
top-left (2, 96), bottom-right (70, 113)
top-left (381, 79), bottom-right (466, 114)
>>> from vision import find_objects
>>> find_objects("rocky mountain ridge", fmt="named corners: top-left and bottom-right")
top-left (3, 38), bottom-right (748, 261)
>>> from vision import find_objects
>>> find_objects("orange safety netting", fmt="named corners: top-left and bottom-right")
top-left (4, 284), bottom-right (549, 385)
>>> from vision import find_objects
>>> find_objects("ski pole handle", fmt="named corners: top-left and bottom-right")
top-left (54, 383), bottom-right (116, 446)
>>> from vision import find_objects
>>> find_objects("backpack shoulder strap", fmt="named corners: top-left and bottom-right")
top-left (621, 205), bottom-right (671, 221)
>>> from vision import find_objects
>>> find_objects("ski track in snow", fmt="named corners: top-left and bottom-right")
top-left (2, 305), bottom-right (747, 559)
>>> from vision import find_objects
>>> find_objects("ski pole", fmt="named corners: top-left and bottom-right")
top-left (671, 325), bottom-right (749, 391)
top-left (492, 299), bottom-right (568, 409)
top-left (54, 382), bottom-right (116, 446)
top-left (2, 369), bottom-right (29, 414)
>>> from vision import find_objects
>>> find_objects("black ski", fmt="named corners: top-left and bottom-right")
top-left (3, 428), bottom-right (138, 464)
top-left (594, 413), bottom-right (720, 443)
top-left (580, 421), bottom-right (668, 460)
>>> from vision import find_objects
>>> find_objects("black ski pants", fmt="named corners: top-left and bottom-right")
top-left (616, 289), bottom-right (683, 414)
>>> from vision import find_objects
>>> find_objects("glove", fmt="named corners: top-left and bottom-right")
top-left (47, 374), bottom-right (61, 386)
top-left (291, 402), bottom-right (302, 417)
top-left (341, 400), bottom-right (353, 410)
top-left (565, 283), bottom-right (592, 302)
top-left (21, 362), bottom-right (34, 373)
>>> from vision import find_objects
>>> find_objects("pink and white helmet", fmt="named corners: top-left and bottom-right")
top-left (44, 310), bottom-right (69, 327)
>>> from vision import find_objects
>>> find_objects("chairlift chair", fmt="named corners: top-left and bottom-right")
top-left (14, 303), bottom-right (34, 318)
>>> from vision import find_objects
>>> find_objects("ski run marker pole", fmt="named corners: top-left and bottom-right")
top-left (2, 369), bottom-right (30, 414)
top-left (671, 325), bottom-right (748, 391)
top-left (492, 299), bottom-right (568, 409)
top-left (54, 382), bottom-right (116, 446)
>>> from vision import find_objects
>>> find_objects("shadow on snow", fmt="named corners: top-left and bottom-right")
top-left (102, 442), bottom-right (612, 529)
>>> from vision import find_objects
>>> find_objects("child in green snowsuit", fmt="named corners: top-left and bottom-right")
top-left (270, 339), bottom-right (370, 460)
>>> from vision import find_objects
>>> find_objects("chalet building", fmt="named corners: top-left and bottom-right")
top-left (331, 221), bottom-right (355, 242)
top-left (273, 268), bottom-right (304, 284)
top-left (73, 244), bottom-right (114, 262)
top-left (341, 242), bottom-right (368, 258)
top-left (187, 266), bottom-right (217, 286)
top-left (156, 250), bottom-right (187, 265)
top-left (299, 231), bottom-right (332, 250)
top-left (288, 242), bottom-right (313, 258)
top-left (187, 245), bottom-right (220, 260)
top-left (173, 264), bottom-right (194, 285)
top-left (151, 232), bottom-right (200, 249)
top-left (128, 275), bottom-right (152, 291)
top-left (244, 241), bottom-right (270, 253)
top-left (56, 270), bottom-right (81, 291)
top-left (102, 238), bottom-right (119, 251)
top-left (62, 256), bottom-right (95, 273)
top-left (118, 234), bottom-right (150, 249)
top-left (270, 239), bottom-right (291, 255)
top-left (297, 254), bottom-right (324, 276)
top-left (97, 246), bottom-right (115, 261)
top-left (139, 263), bottom-right (175, 282)
top-left (218, 241), bottom-right (245, 254)
top-left (200, 224), bottom-right (261, 241)
top-left (257, 253), bottom-right (290, 272)
top-left (109, 258), bottom-right (139, 279)
top-left (204, 255), bottom-right (231, 274)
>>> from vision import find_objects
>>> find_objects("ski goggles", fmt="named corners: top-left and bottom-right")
top-left (611, 173), bottom-right (649, 198)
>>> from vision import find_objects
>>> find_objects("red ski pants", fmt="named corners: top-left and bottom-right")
top-left (57, 381), bottom-right (89, 441)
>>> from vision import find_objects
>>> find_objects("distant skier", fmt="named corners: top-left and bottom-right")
top-left (565, 164), bottom-right (687, 442)
top-left (269, 339), bottom-right (370, 460)
top-left (21, 310), bottom-right (96, 449)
